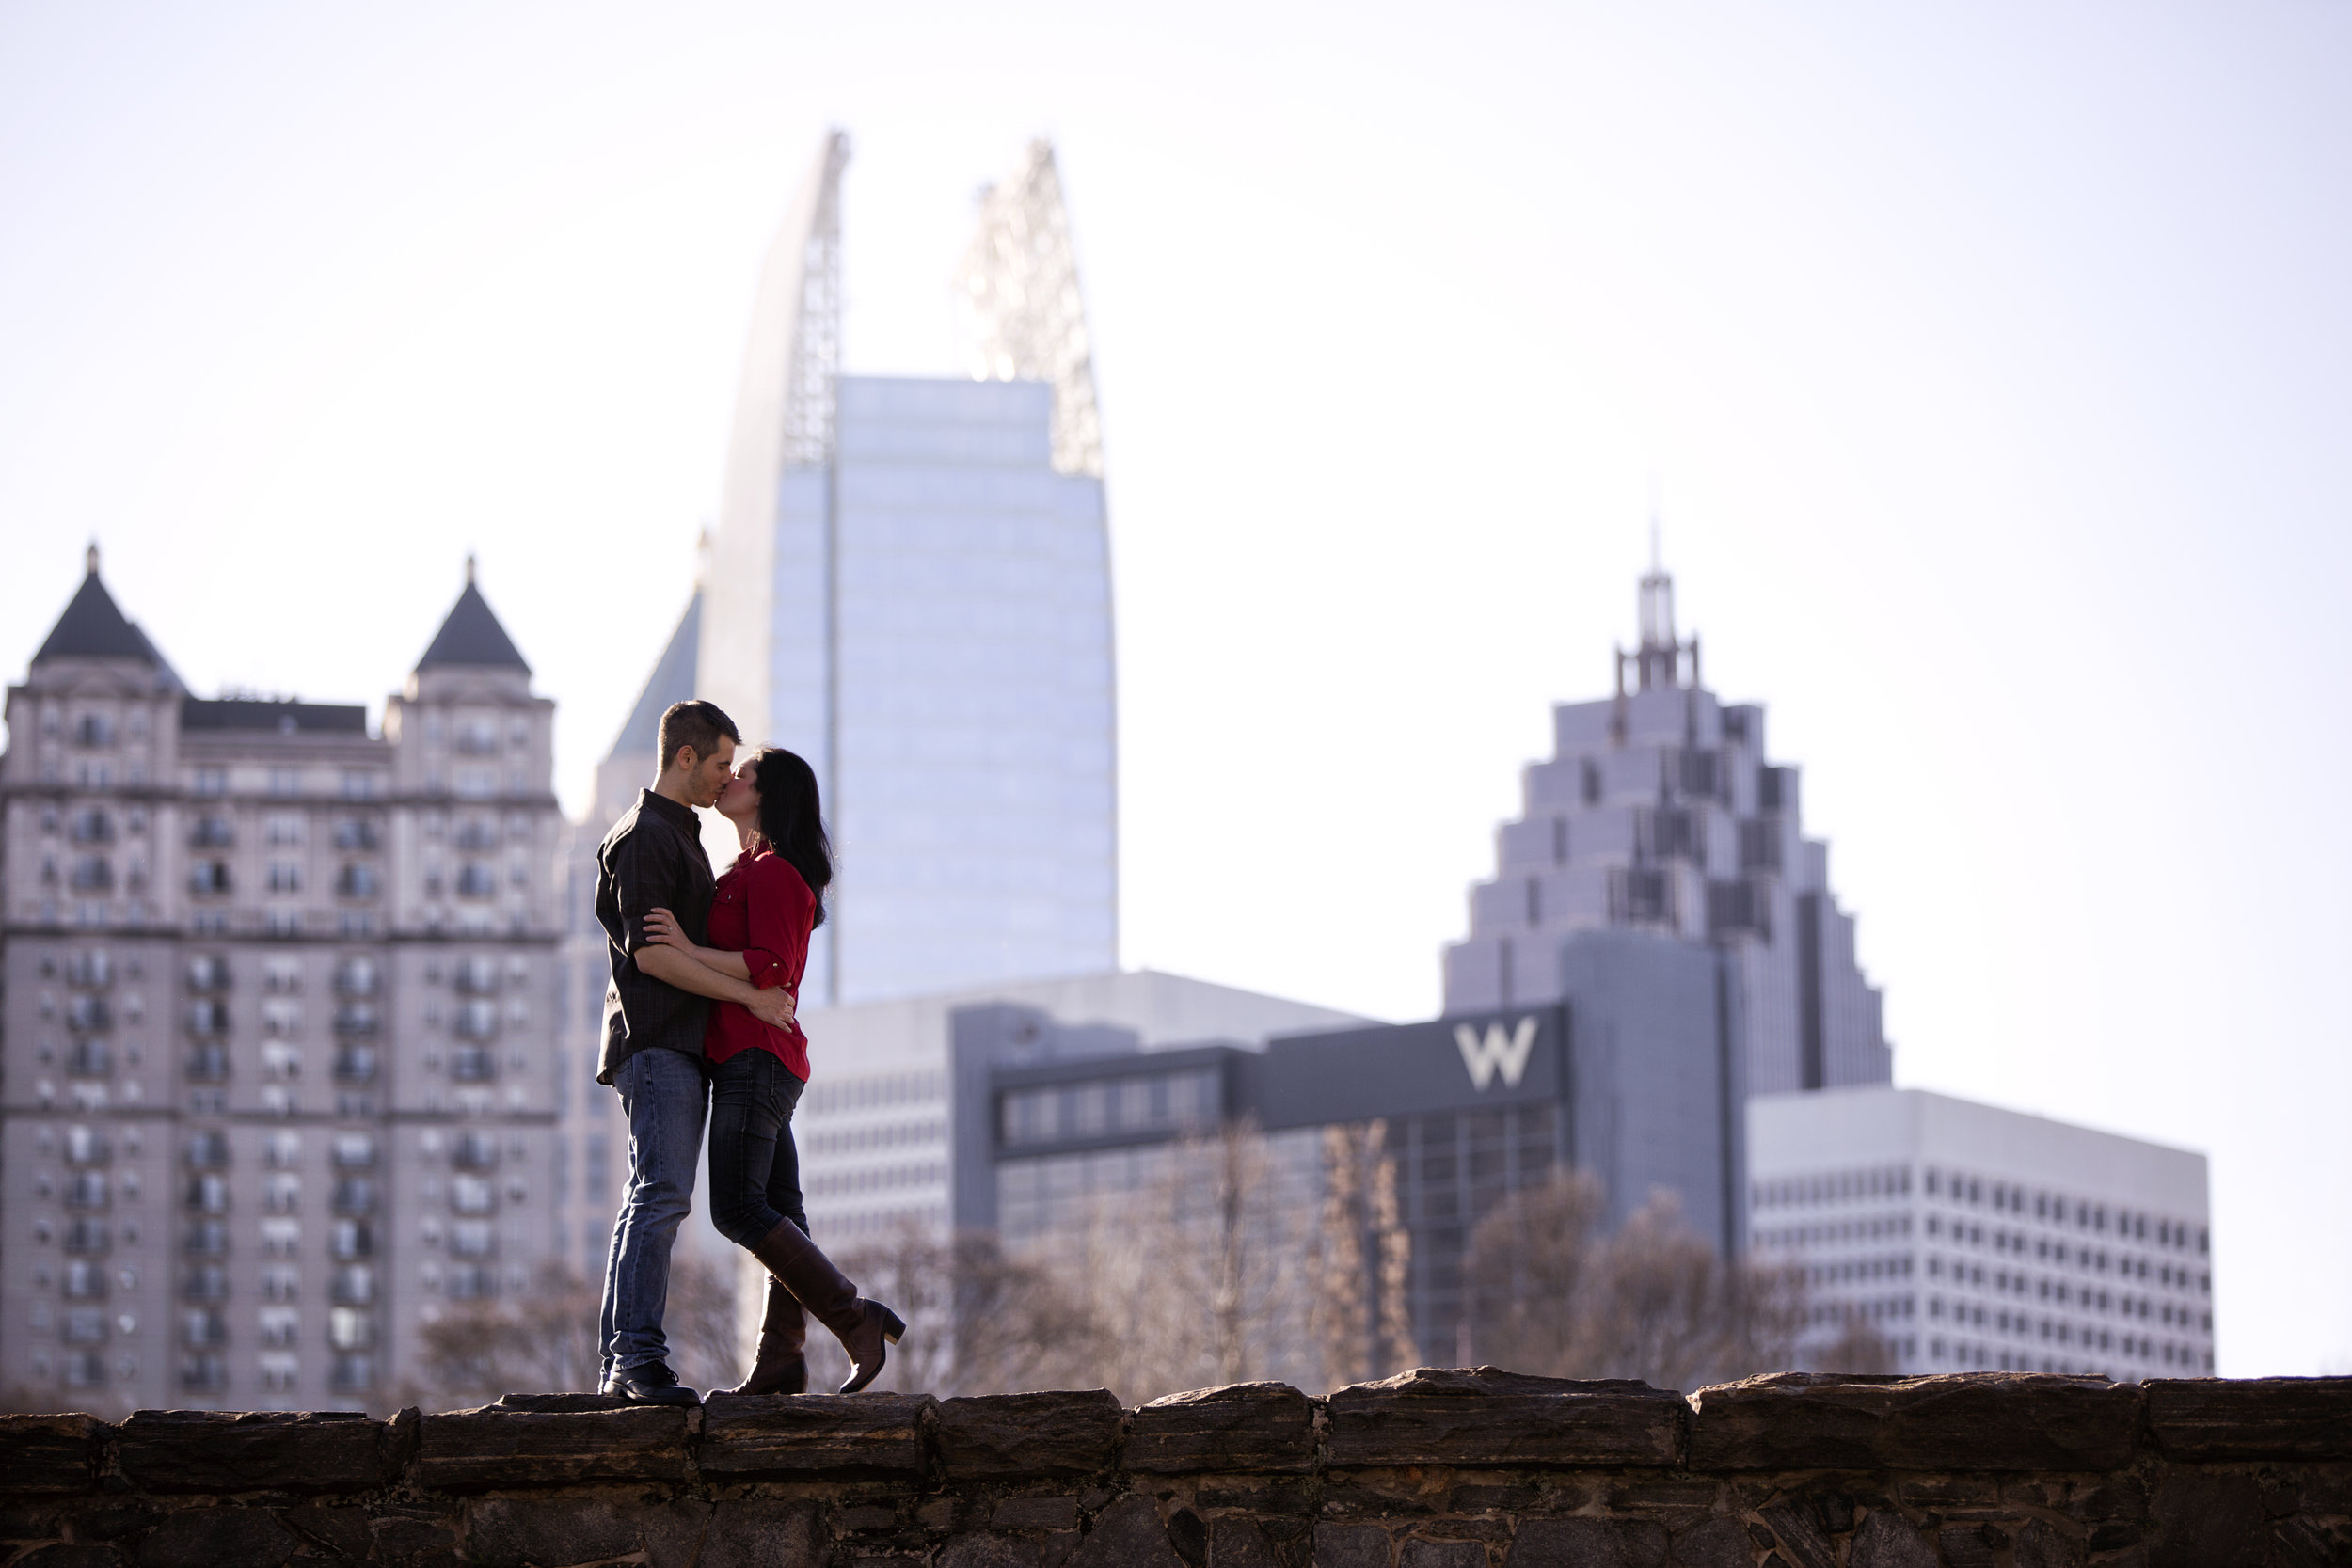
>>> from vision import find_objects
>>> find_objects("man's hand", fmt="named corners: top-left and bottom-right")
top-left (746, 989), bottom-right (797, 1031)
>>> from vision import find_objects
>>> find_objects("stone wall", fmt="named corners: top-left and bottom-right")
top-left (3, 1370), bottom-right (2347, 1567)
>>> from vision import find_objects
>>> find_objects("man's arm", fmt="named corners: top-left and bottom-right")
top-left (636, 944), bottom-right (795, 1028)
top-left (612, 830), bottom-right (794, 1029)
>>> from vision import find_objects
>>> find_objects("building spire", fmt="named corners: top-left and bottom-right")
top-left (1614, 526), bottom-right (1701, 696)
top-left (86, 541), bottom-right (100, 577)
top-left (956, 138), bottom-right (1104, 478)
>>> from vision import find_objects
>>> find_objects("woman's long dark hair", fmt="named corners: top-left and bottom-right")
top-left (747, 747), bottom-right (833, 928)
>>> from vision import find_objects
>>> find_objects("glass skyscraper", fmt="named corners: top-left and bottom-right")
top-left (633, 134), bottom-right (1118, 1007)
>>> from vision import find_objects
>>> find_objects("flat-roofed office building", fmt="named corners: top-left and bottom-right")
top-left (970, 928), bottom-right (1749, 1383)
top-left (1748, 1085), bottom-right (2215, 1380)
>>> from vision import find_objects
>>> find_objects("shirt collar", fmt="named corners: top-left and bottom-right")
top-left (637, 788), bottom-right (700, 833)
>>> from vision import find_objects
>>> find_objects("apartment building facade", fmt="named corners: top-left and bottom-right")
top-left (1, 552), bottom-right (564, 1414)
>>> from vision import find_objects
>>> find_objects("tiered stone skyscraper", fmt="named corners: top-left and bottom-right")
top-left (1444, 558), bottom-right (1892, 1098)
top-left (0, 553), bottom-right (564, 1415)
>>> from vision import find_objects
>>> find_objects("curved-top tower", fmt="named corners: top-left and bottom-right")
top-left (684, 133), bottom-right (1117, 1007)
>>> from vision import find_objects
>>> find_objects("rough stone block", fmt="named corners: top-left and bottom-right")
top-left (129, 1507), bottom-right (303, 1568)
top-left (1686, 1373), bottom-right (2141, 1472)
top-left (462, 1497), bottom-right (710, 1568)
top-left (1668, 1517), bottom-right (1755, 1568)
top-left (20, 1544), bottom-right (130, 1568)
top-left (275, 1504), bottom-right (373, 1560)
top-left (487, 1392), bottom-right (634, 1413)
top-left (934, 1389), bottom-right (1124, 1479)
top-left (413, 1404), bottom-right (691, 1489)
top-left (1756, 1501), bottom-right (1837, 1568)
top-left (1327, 1368), bottom-right (1683, 1468)
top-left (2147, 1469), bottom-right (2264, 1568)
top-left (1070, 1496), bottom-right (1184, 1568)
top-left (114, 1411), bottom-right (385, 1495)
top-left (1129, 1383), bottom-right (1318, 1474)
top-left (2011, 1518), bottom-right (2084, 1568)
top-left (701, 1499), bottom-right (827, 1568)
top-left (1397, 1542), bottom-right (1484, 1568)
top-left (1503, 1516), bottom-right (1668, 1567)
top-left (1210, 1518), bottom-right (1286, 1568)
top-left (1846, 1511), bottom-right (1936, 1568)
top-left (700, 1392), bottom-right (930, 1478)
top-left (1313, 1521), bottom-right (1391, 1568)
top-left (366, 1505), bottom-right (460, 1568)
top-left (941, 1538), bottom-right (1044, 1568)
top-left (1168, 1506), bottom-right (1210, 1567)
top-left (993, 1497), bottom-right (1082, 1531)
top-left (0, 1416), bottom-right (103, 1494)
top-left (2143, 1376), bottom-right (2352, 1461)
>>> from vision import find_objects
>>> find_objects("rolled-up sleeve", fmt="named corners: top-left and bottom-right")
top-left (741, 857), bottom-right (811, 991)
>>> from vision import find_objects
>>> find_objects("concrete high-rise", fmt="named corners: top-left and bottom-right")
top-left (1748, 1086), bottom-right (2216, 1380)
top-left (1445, 557), bottom-right (1892, 1097)
top-left (0, 553), bottom-right (565, 1415)
top-left (684, 134), bottom-right (1117, 1007)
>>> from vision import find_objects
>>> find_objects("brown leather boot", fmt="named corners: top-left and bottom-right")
top-left (724, 1275), bottom-right (808, 1396)
top-left (743, 1220), bottom-right (907, 1394)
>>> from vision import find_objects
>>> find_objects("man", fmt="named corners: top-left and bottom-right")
top-left (594, 698), bottom-right (795, 1404)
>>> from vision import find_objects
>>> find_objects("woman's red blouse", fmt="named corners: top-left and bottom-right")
top-left (699, 847), bottom-right (812, 1080)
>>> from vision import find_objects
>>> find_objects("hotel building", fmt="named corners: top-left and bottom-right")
top-left (1, 553), bottom-right (564, 1414)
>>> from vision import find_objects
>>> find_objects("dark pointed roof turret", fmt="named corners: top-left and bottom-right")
top-left (416, 557), bottom-right (532, 673)
top-left (32, 543), bottom-right (179, 676)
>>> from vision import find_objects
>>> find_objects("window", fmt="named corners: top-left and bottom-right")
top-left (268, 768), bottom-right (301, 797)
top-left (327, 1307), bottom-right (373, 1350)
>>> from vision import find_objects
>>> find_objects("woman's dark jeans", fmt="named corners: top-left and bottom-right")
top-left (707, 1048), bottom-right (810, 1247)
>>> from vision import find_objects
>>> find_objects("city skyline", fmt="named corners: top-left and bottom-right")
top-left (1, 4), bottom-right (2344, 1378)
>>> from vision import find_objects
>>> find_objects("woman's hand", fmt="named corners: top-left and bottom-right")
top-left (643, 907), bottom-right (693, 952)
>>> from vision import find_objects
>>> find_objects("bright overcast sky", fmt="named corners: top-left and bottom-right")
top-left (4, 2), bottom-right (2347, 1375)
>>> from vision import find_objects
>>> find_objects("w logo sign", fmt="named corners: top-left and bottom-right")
top-left (1454, 1016), bottom-right (1539, 1091)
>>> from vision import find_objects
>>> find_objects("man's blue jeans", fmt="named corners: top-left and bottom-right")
top-left (597, 1047), bottom-right (709, 1382)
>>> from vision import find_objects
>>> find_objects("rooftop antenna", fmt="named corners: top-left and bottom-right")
top-left (465, 552), bottom-right (477, 586)
top-left (1618, 499), bottom-right (1699, 696)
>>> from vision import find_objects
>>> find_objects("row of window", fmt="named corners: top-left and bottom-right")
top-left (1753, 1164), bottom-right (1914, 1209)
top-left (178, 813), bottom-right (386, 850)
top-left (805, 1162), bottom-right (947, 1199)
top-left (1000, 1069), bottom-right (1221, 1148)
top-left (802, 1119), bottom-right (947, 1159)
top-left (802, 1069), bottom-right (947, 1116)
top-left (190, 767), bottom-right (385, 800)
top-left (1924, 1168), bottom-right (2204, 1252)
top-left (1924, 1214), bottom-right (2208, 1292)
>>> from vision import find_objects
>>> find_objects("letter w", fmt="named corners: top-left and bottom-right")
top-left (1454, 1017), bottom-right (1539, 1091)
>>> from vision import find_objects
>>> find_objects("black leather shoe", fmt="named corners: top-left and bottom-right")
top-left (603, 1361), bottom-right (700, 1406)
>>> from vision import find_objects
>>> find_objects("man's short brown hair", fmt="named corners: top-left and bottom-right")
top-left (658, 700), bottom-right (739, 770)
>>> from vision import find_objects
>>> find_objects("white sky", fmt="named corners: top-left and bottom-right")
top-left (3, 1), bottom-right (2346, 1376)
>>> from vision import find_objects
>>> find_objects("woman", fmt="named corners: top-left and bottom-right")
top-left (644, 746), bottom-right (904, 1396)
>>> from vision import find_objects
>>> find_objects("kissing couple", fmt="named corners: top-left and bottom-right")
top-left (589, 698), bottom-right (905, 1403)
